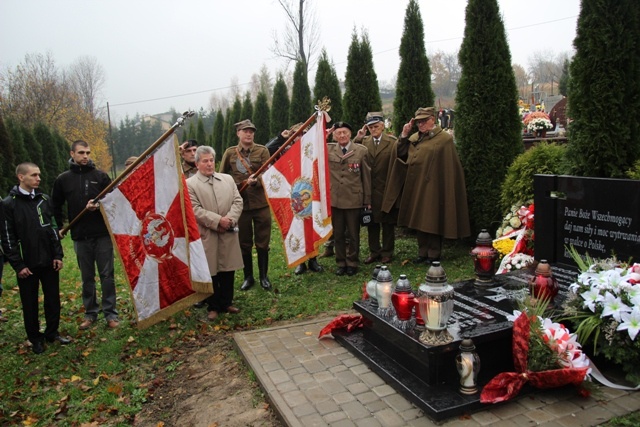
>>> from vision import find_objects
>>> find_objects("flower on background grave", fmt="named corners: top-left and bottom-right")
top-left (563, 246), bottom-right (640, 383)
top-left (480, 304), bottom-right (591, 404)
top-left (494, 202), bottom-right (535, 274)
top-left (526, 117), bottom-right (554, 132)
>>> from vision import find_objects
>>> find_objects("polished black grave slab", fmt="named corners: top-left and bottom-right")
top-left (335, 276), bottom-right (534, 421)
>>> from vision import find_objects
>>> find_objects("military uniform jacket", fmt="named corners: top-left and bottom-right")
top-left (362, 132), bottom-right (397, 223)
top-left (382, 126), bottom-right (470, 239)
top-left (219, 144), bottom-right (270, 211)
top-left (187, 171), bottom-right (244, 276)
top-left (327, 142), bottom-right (372, 209)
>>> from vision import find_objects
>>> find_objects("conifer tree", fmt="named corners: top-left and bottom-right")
top-left (567, 0), bottom-right (640, 178)
top-left (271, 73), bottom-right (290, 135)
top-left (222, 109), bottom-right (233, 152)
top-left (253, 91), bottom-right (271, 144)
top-left (6, 117), bottom-right (29, 167)
top-left (343, 30), bottom-right (381, 127)
top-left (558, 58), bottom-right (570, 97)
top-left (290, 60), bottom-right (312, 124)
top-left (187, 121), bottom-right (196, 140)
top-left (455, 0), bottom-right (523, 235)
top-left (21, 125), bottom-right (47, 193)
top-left (393, 0), bottom-right (434, 134)
top-left (212, 109), bottom-right (224, 157)
top-left (33, 122), bottom-right (61, 191)
top-left (225, 97), bottom-right (243, 147)
top-left (0, 114), bottom-right (15, 193)
top-left (240, 91), bottom-right (254, 122)
top-left (313, 49), bottom-right (343, 124)
top-left (196, 116), bottom-right (207, 145)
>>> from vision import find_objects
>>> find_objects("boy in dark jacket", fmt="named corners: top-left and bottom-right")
top-left (1, 163), bottom-right (68, 354)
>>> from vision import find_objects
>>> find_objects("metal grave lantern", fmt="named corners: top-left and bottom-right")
top-left (418, 262), bottom-right (455, 345)
top-left (375, 266), bottom-right (394, 319)
top-left (470, 229), bottom-right (499, 287)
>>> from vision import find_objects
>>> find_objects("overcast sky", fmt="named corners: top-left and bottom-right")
top-left (0, 0), bottom-right (581, 121)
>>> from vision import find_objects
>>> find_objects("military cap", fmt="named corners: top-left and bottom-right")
top-left (365, 112), bottom-right (384, 126)
top-left (414, 107), bottom-right (436, 120)
top-left (333, 121), bottom-right (353, 132)
top-left (235, 119), bottom-right (257, 131)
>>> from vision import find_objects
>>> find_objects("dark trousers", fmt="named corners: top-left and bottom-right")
top-left (207, 270), bottom-right (235, 312)
top-left (417, 231), bottom-right (443, 259)
top-left (239, 206), bottom-right (271, 254)
top-left (332, 207), bottom-right (361, 268)
top-left (17, 266), bottom-right (61, 344)
top-left (74, 236), bottom-right (118, 321)
top-left (367, 222), bottom-right (395, 258)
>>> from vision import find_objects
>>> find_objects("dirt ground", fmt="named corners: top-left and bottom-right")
top-left (133, 332), bottom-right (282, 427)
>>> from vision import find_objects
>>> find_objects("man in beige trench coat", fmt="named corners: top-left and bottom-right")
top-left (187, 146), bottom-right (244, 321)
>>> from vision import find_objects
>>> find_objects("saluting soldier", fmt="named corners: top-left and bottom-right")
top-left (327, 122), bottom-right (371, 276)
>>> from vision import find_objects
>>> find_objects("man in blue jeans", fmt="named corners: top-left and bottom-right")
top-left (51, 140), bottom-right (119, 330)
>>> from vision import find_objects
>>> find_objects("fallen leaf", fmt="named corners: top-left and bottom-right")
top-left (107, 383), bottom-right (123, 396)
top-left (70, 375), bottom-right (82, 382)
top-left (127, 336), bottom-right (135, 343)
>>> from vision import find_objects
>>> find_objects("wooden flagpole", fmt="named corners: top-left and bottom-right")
top-left (238, 99), bottom-right (331, 193)
top-left (60, 110), bottom-right (195, 236)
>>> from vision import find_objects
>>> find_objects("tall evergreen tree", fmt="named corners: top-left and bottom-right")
top-left (187, 121), bottom-right (196, 140)
top-left (343, 29), bottom-right (382, 127)
top-left (455, 0), bottom-right (523, 235)
top-left (196, 116), bottom-right (207, 145)
top-left (0, 114), bottom-right (15, 193)
top-left (212, 109), bottom-right (225, 157)
top-left (253, 91), bottom-right (271, 144)
top-left (289, 60), bottom-right (312, 124)
top-left (313, 49), bottom-right (343, 124)
top-left (32, 122), bottom-right (61, 191)
top-left (270, 73), bottom-right (290, 135)
top-left (558, 58), bottom-right (571, 97)
top-left (567, 0), bottom-right (640, 178)
top-left (21, 125), bottom-right (47, 193)
top-left (393, 0), bottom-right (434, 134)
top-left (240, 91), bottom-right (254, 122)
top-left (225, 97), bottom-right (243, 147)
top-left (52, 129), bottom-right (70, 174)
top-left (6, 117), bottom-right (29, 167)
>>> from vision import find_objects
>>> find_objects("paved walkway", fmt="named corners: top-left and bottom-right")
top-left (234, 316), bottom-right (640, 427)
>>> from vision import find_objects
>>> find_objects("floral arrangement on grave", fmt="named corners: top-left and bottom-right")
top-left (562, 246), bottom-right (640, 384)
top-left (493, 202), bottom-right (535, 274)
top-left (523, 111), bottom-right (553, 133)
top-left (480, 302), bottom-right (591, 403)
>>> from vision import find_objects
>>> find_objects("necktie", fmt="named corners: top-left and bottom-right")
top-left (374, 138), bottom-right (380, 145)
top-left (342, 147), bottom-right (347, 155)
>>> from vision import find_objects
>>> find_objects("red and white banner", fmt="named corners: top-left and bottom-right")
top-left (261, 112), bottom-right (332, 267)
top-left (101, 133), bottom-right (212, 329)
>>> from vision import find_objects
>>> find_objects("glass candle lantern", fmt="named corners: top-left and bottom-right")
top-left (375, 266), bottom-right (394, 319)
top-left (366, 265), bottom-right (382, 310)
top-left (455, 338), bottom-right (480, 395)
top-left (528, 259), bottom-right (559, 305)
top-left (391, 274), bottom-right (415, 332)
top-left (470, 229), bottom-right (499, 287)
top-left (418, 262), bottom-right (455, 345)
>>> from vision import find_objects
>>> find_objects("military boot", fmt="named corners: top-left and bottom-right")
top-left (240, 253), bottom-right (255, 291)
top-left (257, 249), bottom-right (272, 290)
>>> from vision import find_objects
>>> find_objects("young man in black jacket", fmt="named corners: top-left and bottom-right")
top-left (51, 140), bottom-right (119, 330)
top-left (1, 163), bottom-right (68, 354)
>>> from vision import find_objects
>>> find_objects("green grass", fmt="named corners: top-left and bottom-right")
top-left (0, 227), bottom-right (635, 425)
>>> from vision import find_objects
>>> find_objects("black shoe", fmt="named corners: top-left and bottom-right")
top-left (32, 341), bottom-right (45, 354)
top-left (294, 263), bottom-right (307, 275)
top-left (346, 267), bottom-right (358, 276)
top-left (308, 258), bottom-right (323, 273)
top-left (413, 256), bottom-right (429, 264)
top-left (260, 277), bottom-right (272, 290)
top-left (46, 335), bottom-right (71, 345)
top-left (335, 267), bottom-right (347, 276)
top-left (193, 301), bottom-right (206, 308)
top-left (240, 277), bottom-right (255, 291)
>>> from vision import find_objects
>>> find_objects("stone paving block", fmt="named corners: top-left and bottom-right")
top-left (542, 400), bottom-right (582, 417)
top-left (280, 356), bottom-right (302, 370)
top-left (441, 415), bottom-right (482, 426)
top-left (305, 385), bottom-right (331, 403)
top-left (566, 395), bottom-right (598, 410)
top-left (342, 356), bottom-right (363, 368)
top-left (600, 400), bottom-right (633, 416)
top-left (292, 401), bottom-right (317, 417)
top-left (336, 370), bottom-right (361, 387)
top-left (292, 371), bottom-right (314, 386)
top-left (355, 390), bottom-right (379, 405)
top-left (610, 394), bottom-right (640, 412)
top-left (471, 410), bottom-right (502, 425)
top-left (537, 421), bottom-right (566, 427)
top-left (299, 412), bottom-right (329, 427)
top-left (489, 402), bottom-right (526, 420)
top-left (361, 371), bottom-right (386, 388)
top-left (255, 351), bottom-right (277, 364)
top-left (568, 404), bottom-right (615, 426)
top-left (323, 410), bottom-right (347, 423)
top-left (304, 359), bottom-right (328, 374)
top-left (365, 399), bottom-right (391, 413)
top-left (597, 387), bottom-right (628, 400)
top-left (287, 366), bottom-right (307, 377)
top-left (383, 393), bottom-right (414, 412)
top-left (355, 417), bottom-right (383, 427)
top-left (276, 380), bottom-right (298, 393)
top-left (342, 400), bottom-right (371, 420)
top-left (372, 384), bottom-right (396, 398)
top-left (261, 361), bottom-right (282, 373)
top-left (329, 419), bottom-right (357, 427)
top-left (523, 409), bottom-right (555, 424)
top-left (500, 414), bottom-right (537, 426)
top-left (554, 413), bottom-right (590, 427)
top-left (399, 407), bottom-right (424, 422)
top-left (268, 369), bottom-right (290, 385)
top-left (350, 364), bottom-right (371, 376)
top-left (330, 365), bottom-right (349, 374)
top-left (332, 391), bottom-right (357, 405)
top-left (282, 389), bottom-right (309, 408)
top-left (250, 345), bottom-right (268, 355)
top-left (347, 382), bottom-right (371, 396)
top-left (319, 354), bottom-right (343, 368)
top-left (517, 396), bottom-right (547, 410)
top-left (313, 370), bottom-right (335, 383)
top-left (316, 399), bottom-right (341, 416)
top-left (373, 407), bottom-right (409, 427)
top-left (408, 416), bottom-right (444, 427)
top-left (320, 378), bottom-right (348, 395)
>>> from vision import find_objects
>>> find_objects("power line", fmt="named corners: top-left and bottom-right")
top-left (108, 15), bottom-right (578, 109)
